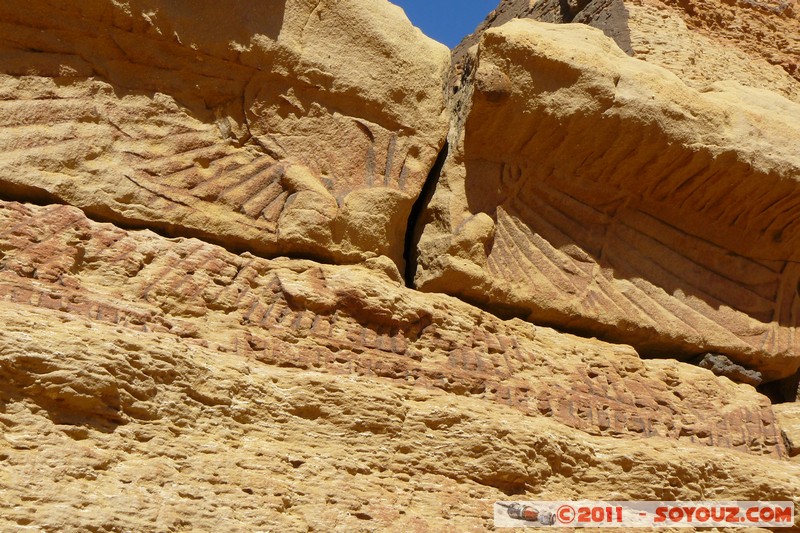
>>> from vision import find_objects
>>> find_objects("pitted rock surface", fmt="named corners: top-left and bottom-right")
top-left (1, 0), bottom-right (800, 530)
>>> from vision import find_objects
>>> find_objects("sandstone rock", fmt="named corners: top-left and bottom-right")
top-left (774, 403), bottom-right (800, 457)
top-left (416, 19), bottom-right (800, 382)
top-left (1, 0), bottom-right (800, 529)
top-left (456, 0), bottom-right (800, 103)
top-left (1, 200), bottom-right (798, 530)
top-left (0, 0), bottom-right (449, 269)
top-left (616, 0), bottom-right (800, 103)
top-left (0, 199), bottom-right (793, 457)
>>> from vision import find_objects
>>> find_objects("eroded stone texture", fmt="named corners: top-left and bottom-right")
top-left (454, 0), bottom-right (800, 103)
top-left (0, 200), bottom-right (790, 456)
top-left (0, 0), bottom-right (449, 268)
top-left (1, 200), bottom-right (798, 530)
top-left (1, 0), bottom-right (800, 529)
top-left (775, 403), bottom-right (800, 457)
top-left (416, 20), bottom-right (800, 381)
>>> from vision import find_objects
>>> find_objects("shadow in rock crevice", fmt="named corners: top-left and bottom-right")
top-left (404, 141), bottom-right (450, 288)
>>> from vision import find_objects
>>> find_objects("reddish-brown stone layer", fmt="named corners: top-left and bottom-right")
top-left (0, 200), bottom-right (789, 457)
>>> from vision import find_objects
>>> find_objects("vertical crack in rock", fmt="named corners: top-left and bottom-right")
top-left (403, 141), bottom-right (449, 288)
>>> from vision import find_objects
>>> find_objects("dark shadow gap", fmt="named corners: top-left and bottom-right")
top-left (0, 181), bottom-right (66, 208)
top-left (404, 141), bottom-right (449, 288)
top-left (759, 371), bottom-right (800, 404)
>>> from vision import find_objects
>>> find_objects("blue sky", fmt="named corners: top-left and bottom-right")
top-left (392, 0), bottom-right (498, 48)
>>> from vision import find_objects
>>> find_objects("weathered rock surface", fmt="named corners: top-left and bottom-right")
top-left (2, 200), bottom-right (789, 456)
top-left (456, 0), bottom-right (800, 103)
top-left (0, 0), bottom-right (449, 269)
top-left (2, 0), bottom-right (800, 529)
top-left (1, 200), bottom-right (798, 530)
top-left (775, 403), bottom-right (800, 457)
top-left (416, 19), bottom-right (800, 381)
